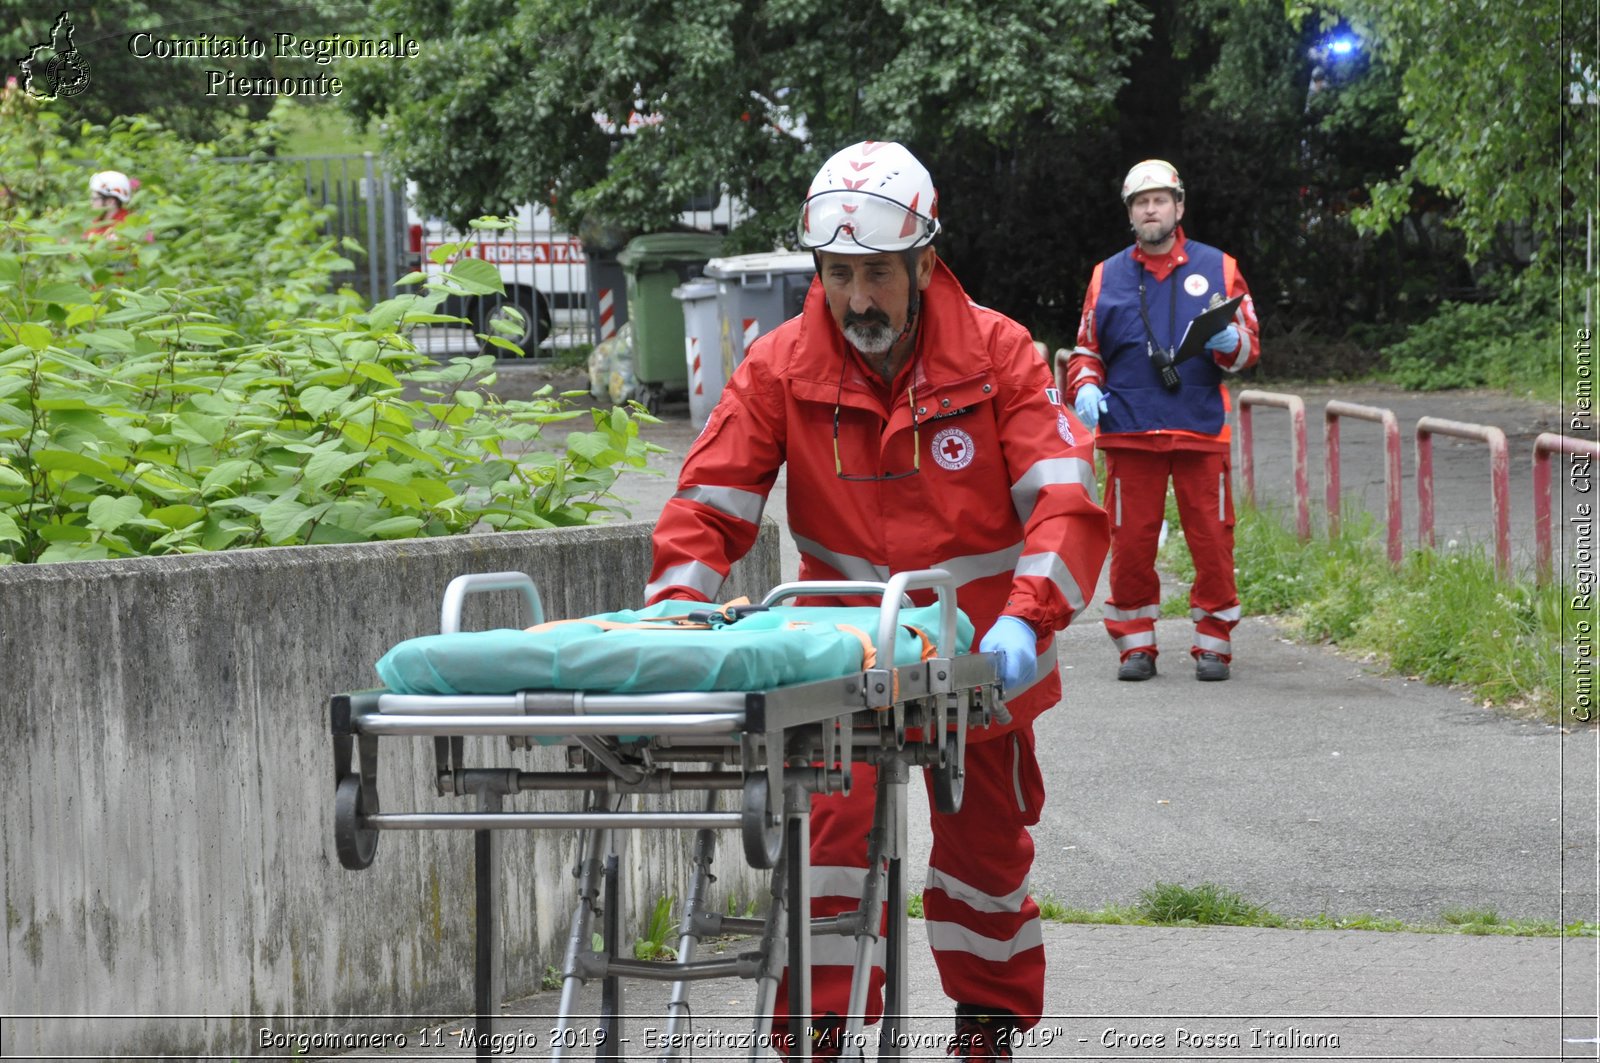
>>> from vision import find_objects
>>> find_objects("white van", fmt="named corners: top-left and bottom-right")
top-left (405, 195), bottom-right (589, 350)
top-left (403, 184), bottom-right (746, 352)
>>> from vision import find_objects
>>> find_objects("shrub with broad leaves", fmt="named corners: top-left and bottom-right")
top-left (0, 102), bottom-right (659, 564)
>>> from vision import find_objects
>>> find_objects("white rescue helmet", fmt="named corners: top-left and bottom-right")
top-left (1121, 159), bottom-right (1183, 205)
top-left (797, 140), bottom-right (940, 254)
top-left (90, 170), bottom-right (133, 205)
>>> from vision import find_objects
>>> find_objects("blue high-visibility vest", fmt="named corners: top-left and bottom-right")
top-left (1093, 240), bottom-right (1229, 436)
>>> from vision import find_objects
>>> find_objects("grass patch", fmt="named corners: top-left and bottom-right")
top-left (1015, 885), bottom-right (1578, 937)
top-left (1137, 881), bottom-right (1284, 927)
top-left (1158, 500), bottom-right (1568, 719)
top-left (1440, 906), bottom-right (1503, 933)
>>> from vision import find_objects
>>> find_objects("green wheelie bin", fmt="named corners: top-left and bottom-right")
top-left (616, 232), bottom-right (725, 411)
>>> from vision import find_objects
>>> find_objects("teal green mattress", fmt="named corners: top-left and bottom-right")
top-left (376, 600), bottom-right (974, 696)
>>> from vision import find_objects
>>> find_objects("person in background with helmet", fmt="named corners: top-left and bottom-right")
top-left (1064, 160), bottom-right (1260, 683)
top-left (646, 141), bottom-right (1109, 1060)
top-left (86, 170), bottom-right (135, 237)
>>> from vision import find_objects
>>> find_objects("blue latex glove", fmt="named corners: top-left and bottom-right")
top-left (1073, 382), bottom-right (1108, 430)
top-left (979, 615), bottom-right (1038, 693)
top-left (1204, 324), bottom-right (1241, 353)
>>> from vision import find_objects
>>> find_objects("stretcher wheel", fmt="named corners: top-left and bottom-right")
top-left (741, 775), bottom-right (782, 869)
top-left (335, 775), bottom-right (379, 870)
top-left (932, 752), bottom-right (964, 814)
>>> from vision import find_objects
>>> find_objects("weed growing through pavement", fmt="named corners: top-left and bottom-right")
top-left (1037, 896), bottom-right (1070, 921)
top-left (1440, 906), bottom-right (1503, 933)
top-left (1001, 883), bottom-right (1580, 937)
top-left (1136, 882), bottom-right (1284, 927)
top-left (634, 895), bottom-right (679, 961)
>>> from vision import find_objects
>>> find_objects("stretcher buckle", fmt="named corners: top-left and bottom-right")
top-left (862, 667), bottom-right (895, 710)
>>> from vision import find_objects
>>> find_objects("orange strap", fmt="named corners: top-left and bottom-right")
top-left (833, 624), bottom-right (876, 668)
top-left (900, 623), bottom-right (937, 662)
top-left (815, 622), bottom-right (936, 706)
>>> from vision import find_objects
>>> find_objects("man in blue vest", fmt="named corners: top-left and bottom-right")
top-left (1062, 160), bottom-right (1260, 682)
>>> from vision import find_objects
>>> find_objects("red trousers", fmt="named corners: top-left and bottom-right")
top-left (1101, 448), bottom-right (1240, 661)
top-left (773, 727), bottom-right (1048, 1033)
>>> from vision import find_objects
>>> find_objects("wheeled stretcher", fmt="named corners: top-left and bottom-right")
top-left (329, 568), bottom-right (1007, 1061)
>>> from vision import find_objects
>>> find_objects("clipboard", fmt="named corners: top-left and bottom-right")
top-left (1173, 294), bottom-right (1244, 365)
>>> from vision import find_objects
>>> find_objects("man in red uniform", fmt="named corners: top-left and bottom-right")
top-left (85, 170), bottom-right (134, 238)
top-left (646, 141), bottom-right (1109, 1060)
top-left (1064, 160), bottom-right (1260, 683)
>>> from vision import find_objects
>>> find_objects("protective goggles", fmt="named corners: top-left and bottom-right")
top-left (798, 190), bottom-right (940, 253)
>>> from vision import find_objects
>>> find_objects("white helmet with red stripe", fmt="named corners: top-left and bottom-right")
top-left (1121, 159), bottom-right (1184, 205)
top-left (90, 170), bottom-right (133, 205)
top-left (798, 141), bottom-right (940, 254)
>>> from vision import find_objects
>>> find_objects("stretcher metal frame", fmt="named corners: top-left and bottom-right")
top-left (329, 568), bottom-right (1005, 1062)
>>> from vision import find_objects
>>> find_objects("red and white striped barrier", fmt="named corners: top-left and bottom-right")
top-left (688, 336), bottom-right (704, 396)
top-left (597, 288), bottom-right (617, 342)
top-left (742, 317), bottom-right (759, 354)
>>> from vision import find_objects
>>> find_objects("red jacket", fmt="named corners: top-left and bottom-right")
top-left (647, 259), bottom-right (1110, 733)
top-left (84, 207), bottom-right (130, 239)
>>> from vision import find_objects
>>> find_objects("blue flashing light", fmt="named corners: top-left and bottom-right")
top-left (1328, 36), bottom-right (1358, 57)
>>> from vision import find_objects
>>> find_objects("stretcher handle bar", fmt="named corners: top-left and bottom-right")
top-left (759, 581), bottom-right (914, 608)
top-left (377, 691), bottom-right (748, 715)
top-left (366, 811), bottom-right (744, 831)
top-left (356, 713), bottom-right (745, 737)
top-left (439, 571), bottom-right (544, 634)
top-left (756, 568), bottom-right (959, 662)
top-left (877, 568), bottom-right (959, 661)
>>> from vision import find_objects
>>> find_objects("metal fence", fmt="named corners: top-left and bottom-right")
top-left (218, 152), bottom-right (746, 362)
top-left (214, 152), bottom-right (409, 307)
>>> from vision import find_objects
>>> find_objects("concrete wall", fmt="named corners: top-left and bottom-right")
top-left (0, 521), bottom-right (780, 1057)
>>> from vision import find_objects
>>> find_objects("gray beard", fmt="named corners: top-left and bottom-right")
top-left (844, 321), bottom-right (896, 354)
top-left (1134, 219), bottom-right (1177, 248)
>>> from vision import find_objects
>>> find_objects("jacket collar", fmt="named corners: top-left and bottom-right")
top-left (789, 257), bottom-right (986, 396)
top-left (1130, 225), bottom-right (1189, 282)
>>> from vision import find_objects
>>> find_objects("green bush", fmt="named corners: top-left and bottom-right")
top-left (1380, 276), bottom-right (1561, 398)
top-left (0, 106), bottom-right (659, 564)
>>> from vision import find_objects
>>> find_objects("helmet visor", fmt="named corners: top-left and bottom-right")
top-left (797, 189), bottom-right (939, 253)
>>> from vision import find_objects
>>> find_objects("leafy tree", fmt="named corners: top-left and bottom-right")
top-left (341, 0), bottom-right (1146, 251)
top-left (0, 106), bottom-right (660, 563)
top-left (2, 1), bottom-right (360, 143)
top-left (1306, 0), bottom-right (1595, 265)
top-left (1176, 0), bottom-right (1452, 327)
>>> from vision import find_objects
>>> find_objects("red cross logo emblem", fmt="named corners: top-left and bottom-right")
top-left (931, 427), bottom-right (976, 471)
